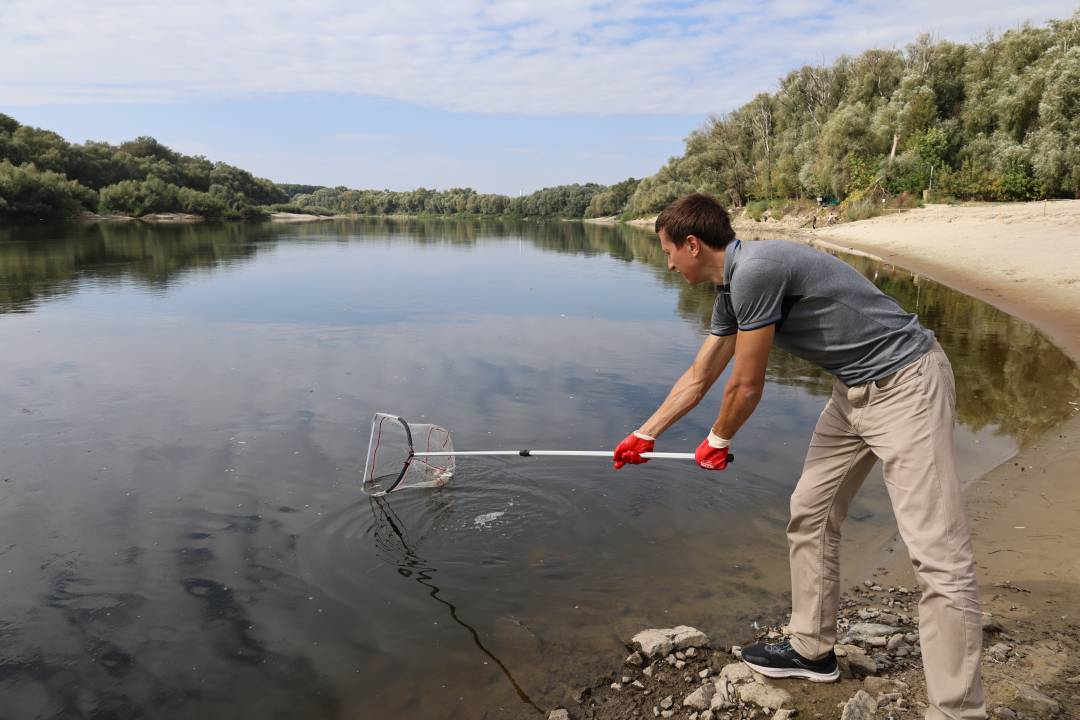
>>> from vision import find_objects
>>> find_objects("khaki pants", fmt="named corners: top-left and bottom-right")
top-left (787, 343), bottom-right (986, 720)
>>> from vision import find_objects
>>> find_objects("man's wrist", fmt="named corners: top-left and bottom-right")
top-left (633, 430), bottom-right (656, 441)
top-left (706, 430), bottom-right (730, 449)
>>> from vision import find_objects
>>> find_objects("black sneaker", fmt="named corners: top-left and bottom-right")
top-left (740, 638), bottom-right (839, 682)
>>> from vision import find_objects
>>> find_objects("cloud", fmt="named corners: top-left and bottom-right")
top-left (1, 0), bottom-right (1074, 114)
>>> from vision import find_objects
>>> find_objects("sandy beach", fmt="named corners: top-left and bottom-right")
top-left (815, 201), bottom-right (1080, 361)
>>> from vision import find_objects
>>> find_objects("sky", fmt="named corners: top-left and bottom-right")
top-left (2, 1), bottom-right (1076, 193)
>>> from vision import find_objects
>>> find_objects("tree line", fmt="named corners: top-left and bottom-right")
top-left (0, 112), bottom-right (631, 221)
top-left (623, 11), bottom-right (1080, 217)
top-left (2, 10), bottom-right (1076, 222)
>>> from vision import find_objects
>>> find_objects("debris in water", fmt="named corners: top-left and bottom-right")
top-left (473, 511), bottom-right (505, 528)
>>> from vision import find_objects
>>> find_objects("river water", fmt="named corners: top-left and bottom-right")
top-left (1, 218), bottom-right (1076, 719)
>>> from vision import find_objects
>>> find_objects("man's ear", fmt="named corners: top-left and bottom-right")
top-left (686, 235), bottom-right (700, 256)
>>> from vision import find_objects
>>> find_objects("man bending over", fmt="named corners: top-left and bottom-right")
top-left (612, 193), bottom-right (985, 720)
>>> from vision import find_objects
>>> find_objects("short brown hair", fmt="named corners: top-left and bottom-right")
top-left (655, 193), bottom-right (735, 250)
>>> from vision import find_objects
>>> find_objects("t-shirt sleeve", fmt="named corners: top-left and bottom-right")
top-left (730, 258), bottom-right (787, 331)
top-left (710, 293), bottom-right (737, 337)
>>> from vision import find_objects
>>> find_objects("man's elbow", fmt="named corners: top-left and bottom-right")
top-left (726, 379), bottom-right (765, 406)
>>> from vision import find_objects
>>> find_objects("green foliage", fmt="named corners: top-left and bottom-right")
top-left (0, 161), bottom-right (98, 217)
top-left (624, 10), bottom-right (1080, 213)
top-left (584, 177), bottom-right (640, 217)
top-left (0, 115), bottom-right (285, 220)
top-left (99, 176), bottom-right (181, 216)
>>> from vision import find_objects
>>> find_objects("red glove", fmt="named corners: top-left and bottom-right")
top-left (613, 431), bottom-right (654, 469)
top-left (695, 431), bottom-right (731, 470)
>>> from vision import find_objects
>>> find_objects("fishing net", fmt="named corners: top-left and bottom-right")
top-left (363, 413), bottom-right (455, 496)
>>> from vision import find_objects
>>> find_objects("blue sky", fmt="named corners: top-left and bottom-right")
top-left (2, 1), bottom-right (1075, 193)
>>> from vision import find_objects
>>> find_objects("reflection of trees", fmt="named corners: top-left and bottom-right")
top-left (0, 222), bottom-right (265, 312)
top-left (3, 218), bottom-right (1075, 445)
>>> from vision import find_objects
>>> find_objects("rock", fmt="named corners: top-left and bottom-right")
top-left (987, 642), bottom-right (1012, 661)
top-left (633, 680), bottom-right (646, 689)
top-left (840, 690), bottom-right (878, 720)
top-left (710, 680), bottom-right (736, 710)
top-left (886, 633), bottom-right (906, 650)
top-left (992, 708), bottom-right (1018, 720)
top-left (676, 651), bottom-right (686, 660)
top-left (626, 651), bottom-right (645, 667)
top-left (773, 711), bottom-right (796, 720)
top-left (700, 711), bottom-right (714, 720)
top-left (894, 647), bottom-right (910, 658)
top-left (730, 645), bottom-right (743, 659)
top-left (877, 612), bottom-right (901, 625)
top-left (718, 662), bottom-right (755, 685)
top-left (1066, 675), bottom-right (1080, 684)
top-left (548, 711), bottom-right (570, 720)
top-left (675, 660), bottom-right (686, 669)
top-left (836, 644), bottom-right (877, 678)
top-left (842, 623), bottom-right (899, 643)
top-left (866, 636), bottom-right (888, 648)
top-left (982, 615), bottom-right (1006, 634)
top-left (633, 626), bottom-right (709, 658)
top-left (737, 682), bottom-right (793, 710)
top-left (1013, 685), bottom-right (1060, 717)
top-left (660, 695), bottom-right (674, 710)
top-left (622, 676), bottom-right (631, 684)
top-left (610, 683), bottom-right (623, 690)
top-left (862, 677), bottom-right (897, 694)
top-left (643, 666), bottom-right (654, 677)
top-left (904, 633), bottom-right (919, 643)
top-left (699, 669), bottom-right (711, 679)
top-left (686, 647), bottom-right (698, 657)
top-left (683, 684), bottom-right (715, 710)
top-left (661, 711), bottom-right (674, 719)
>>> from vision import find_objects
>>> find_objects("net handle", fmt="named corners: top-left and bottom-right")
top-left (412, 450), bottom-right (699, 459)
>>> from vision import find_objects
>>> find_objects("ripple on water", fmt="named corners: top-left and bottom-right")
top-left (296, 460), bottom-right (589, 617)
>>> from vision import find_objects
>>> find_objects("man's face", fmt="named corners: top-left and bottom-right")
top-left (659, 230), bottom-right (702, 284)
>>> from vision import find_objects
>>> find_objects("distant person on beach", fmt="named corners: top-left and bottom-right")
top-left (612, 193), bottom-right (985, 720)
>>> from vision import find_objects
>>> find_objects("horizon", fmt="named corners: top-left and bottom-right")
top-left (3, 1), bottom-right (1076, 194)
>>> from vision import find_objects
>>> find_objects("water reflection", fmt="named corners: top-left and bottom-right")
top-left (2, 217), bottom-right (1076, 445)
top-left (368, 496), bottom-right (541, 713)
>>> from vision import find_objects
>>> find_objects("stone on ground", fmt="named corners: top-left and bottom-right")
top-left (1013, 685), bottom-right (1061, 717)
top-left (632, 626), bottom-right (709, 658)
top-left (682, 683), bottom-right (715, 710)
top-left (840, 689), bottom-right (878, 720)
top-left (736, 681), bottom-right (793, 710)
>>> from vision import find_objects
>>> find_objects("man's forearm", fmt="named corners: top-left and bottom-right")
top-left (637, 367), bottom-right (710, 438)
top-left (711, 378), bottom-right (763, 439)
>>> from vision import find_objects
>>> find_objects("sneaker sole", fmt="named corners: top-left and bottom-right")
top-left (741, 659), bottom-right (839, 683)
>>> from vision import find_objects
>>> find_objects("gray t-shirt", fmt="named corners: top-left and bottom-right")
top-left (710, 239), bottom-right (935, 386)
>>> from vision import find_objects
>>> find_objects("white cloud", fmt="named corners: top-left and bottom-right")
top-left (1, 0), bottom-right (1074, 114)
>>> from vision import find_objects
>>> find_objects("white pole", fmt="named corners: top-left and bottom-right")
top-left (412, 450), bottom-right (695, 459)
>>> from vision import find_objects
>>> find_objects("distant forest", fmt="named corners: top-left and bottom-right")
top-left (1, 10), bottom-right (1076, 222)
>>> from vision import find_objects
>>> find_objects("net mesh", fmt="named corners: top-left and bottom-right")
top-left (363, 413), bottom-right (455, 496)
